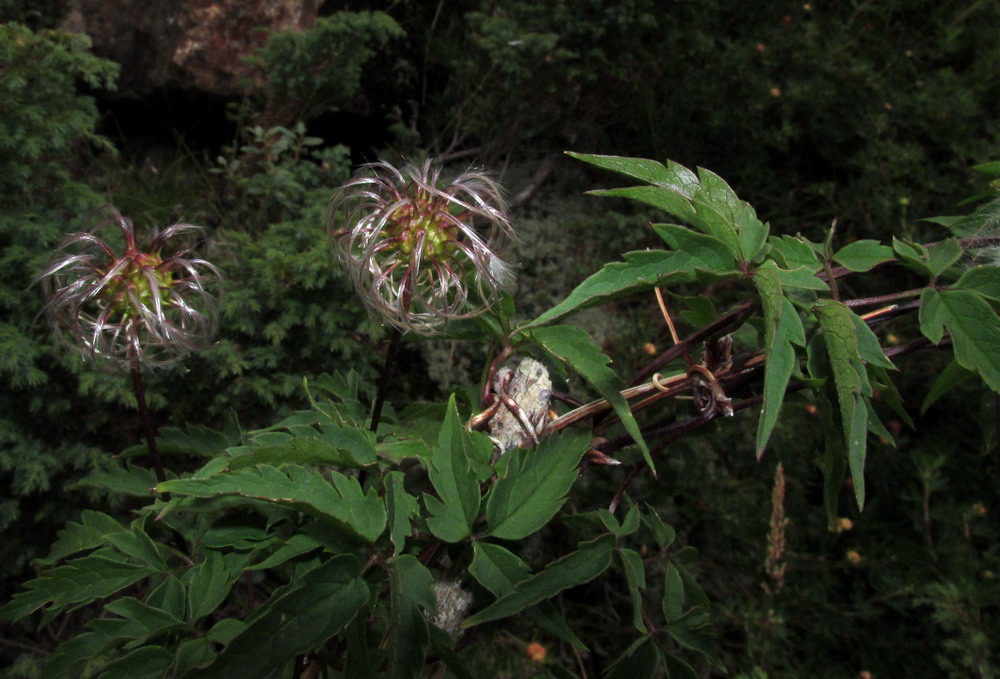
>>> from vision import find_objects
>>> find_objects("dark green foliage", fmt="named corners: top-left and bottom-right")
top-left (245, 11), bottom-right (403, 126)
top-left (3, 4), bottom-right (1000, 679)
top-left (0, 24), bottom-right (117, 196)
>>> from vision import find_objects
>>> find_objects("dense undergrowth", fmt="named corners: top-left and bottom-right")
top-left (1, 3), bottom-right (998, 677)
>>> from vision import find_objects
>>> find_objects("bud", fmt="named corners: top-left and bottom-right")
top-left (329, 159), bottom-right (516, 335)
top-left (526, 642), bottom-right (547, 663)
top-left (38, 206), bottom-right (221, 370)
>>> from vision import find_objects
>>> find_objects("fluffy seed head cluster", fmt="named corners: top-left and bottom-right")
top-left (38, 206), bottom-right (222, 370)
top-left (329, 159), bottom-right (516, 334)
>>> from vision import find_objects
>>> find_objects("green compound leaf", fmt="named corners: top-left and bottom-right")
top-left (187, 556), bottom-right (367, 679)
top-left (102, 596), bottom-right (185, 643)
top-left (0, 554), bottom-right (160, 625)
top-left (233, 426), bottom-right (376, 470)
top-left (424, 395), bottom-right (491, 543)
top-left (486, 428), bottom-right (590, 540)
top-left (814, 300), bottom-right (870, 509)
top-left (754, 262), bottom-right (806, 459)
top-left (463, 534), bottom-right (614, 627)
top-left (832, 240), bottom-right (894, 272)
top-left (530, 325), bottom-right (653, 474)
top-left (36, 510), bottom-right (127, 566)
top-left (919, 288), bottom-right (1000, 393)
top-left (469, 542), bottom-right (587, 650)
top-left (389, 555), bottom-right (435, 679)
top-left (158, 465), bottom-right (386, 544)
top-left (572, 152), bottom-right (768, 262)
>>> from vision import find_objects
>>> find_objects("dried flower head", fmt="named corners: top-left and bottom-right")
top-left (427, 579), bottom-right (474, 640)
top-left (329, 159), bottom-right (516, 334)
top-left (38, 206), bottom-right (221, 370)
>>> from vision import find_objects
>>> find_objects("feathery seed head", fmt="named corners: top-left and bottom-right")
top-left (329, 159), bottom-right (516, 335)
top-left (38, 206), bottom-right (222, 370)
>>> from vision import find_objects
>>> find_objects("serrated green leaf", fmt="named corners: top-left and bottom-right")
top-left (673, 561), bottom-right (709, 609)
top-left (662, 653), bottom-right (699, 679)
top-left (105, 522), bottom-right (168, 571)
top-left (919, 288), bottom-right (1000, 392)
top-left (386, 471), bottom-right (419, 557)
top-left (605, 636), bottom-right (659, 679)
top-left (468, 542), bottom-right (587, 650)
top-left (530, 325), bottom-right (653, 474)
top-left (618, 548), bottom-right (647, 633)
top-left (424, 395), bottom-right (487, 542)
top-left (849, 314), bottom-right (895, 370)
top-left (893, 237), bottom-right (932, 275)
top-left (345, 616), bottom-right (377, 679)
top-left (185, 551), bottom-right (239, 622)
top-left (568, 152), bottom-right (699, 191)
top-left (103, 596), bottom-right (185, 643)
top-left (174, 637), bottom-right (215, 677)
top-left (159, 465), bottom-right (386, 543)
top-left (663, 563), bottom-right (684, 623)
top-left (99, 645), bottom-right (174, 679)
top-left (246, 533), bottom-right (322, 572)
top-left (651, 224), bottom-right (737, 271)
top-left (233, 429), bottom-right (375, 470)
top-left (146, 575), bottom-right (186, 621)
top-left (814, 300), bottom-right (869, 509)
top-left (865, 399), bottom-right (894, 445)
top-left (389, 555), bottom-right (434, 679)
top-left (973, 160), bottom-right (1000, 176)
top-left (921, 359), bottom-right (974, 413)
top-left (956, 265), bottom-right (1000, 302)
top-left (928, 238), bottom-right (964, 277)
top-left (833, 240), bottom-right (894, 272)
top-left (188, 556), bottom-right (367, 679)
top-left (41, 631), bottom-right (107, 678)
top-left (486, 429), bottom-right (589, 540)
top-left (769, 235), bottom-right (822, 272)
top-left (0, 555), bottom-right (159, 625)
top-left (463, 535), bottom-right (614, 627)
top-left (641, 504), bottom-right (676, 549)
top-left (592, 184), bottom-right (697, 223)
top-left (620, 503), bottom-right (641, 536)
top-left (469, 542), bottom-right (530, 596)
top-left (72, 465), bottom-right (159, 497)
top-left (664, 607), bottom-right (716, 660)
top-left (159, 421), bottom-right (240, 458)
top-left (869, 365), bottom-right (914, 429)
top-left (754, 262), bottom-right (806, 458)
top-left (37, 510), bottom-right (125, 566)
top-left (772, 265), bottom-right (829, 291)
top-left (526, 250), bottom-right (720, 327)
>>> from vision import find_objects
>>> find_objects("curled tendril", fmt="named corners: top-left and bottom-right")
top-left (37, 205), bottom-right (222, 370)
top-left (328, 159), bottom-right (516, 335)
